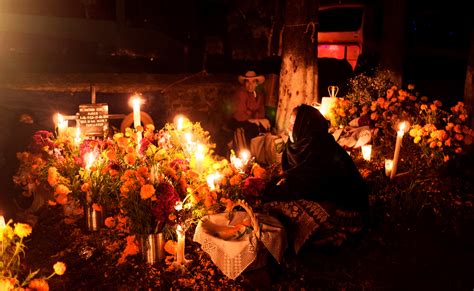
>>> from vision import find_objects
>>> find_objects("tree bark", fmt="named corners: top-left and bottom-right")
top-left (275, 0), bottom-right (319, 133)
top-left (379, 0), bottom-right (406, 86)
top-left (464, 26), bottom-right (474, 129)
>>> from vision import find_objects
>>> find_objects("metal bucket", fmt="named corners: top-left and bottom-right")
top-left (85, 205), bottom-right (104, 231)
top-left (139, 233), bottom-right (165, 265)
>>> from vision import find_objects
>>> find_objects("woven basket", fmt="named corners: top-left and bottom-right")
top-left (230, 200), bottom-right (269, 271)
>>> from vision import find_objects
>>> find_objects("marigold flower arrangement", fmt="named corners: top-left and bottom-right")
top-left (0, 217), bottom-right (66, 289)
top-left (329, 69), bottom-right (473, 165)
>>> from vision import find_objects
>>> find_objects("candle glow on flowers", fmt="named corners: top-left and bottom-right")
top-left (206, 172), bottom-right (222, 191)
top-left (84, 152), bottom-right (96, 170)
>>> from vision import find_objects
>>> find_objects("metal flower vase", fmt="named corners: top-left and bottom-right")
top-left (139, 233), bottom-right (165, 265)
top-left (85, 204), bottom-right (104, 231)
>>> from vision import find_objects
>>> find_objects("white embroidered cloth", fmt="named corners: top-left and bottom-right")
top-left (193, 211), bottom-right (286, 279)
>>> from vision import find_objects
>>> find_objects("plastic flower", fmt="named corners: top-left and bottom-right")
top-left (14, 223), bottom-right (32, 238)
top-left (53, 261), bottom-right (67, 275)
top-left (28, 278), bottom-right (49, 291)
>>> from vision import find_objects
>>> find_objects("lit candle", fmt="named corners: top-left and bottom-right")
top-left (74, 127), bottom-right (81, 146)
top-left (385, 159), bottom-right (393, 177)
top-left (361, 144), bottom-right (372, 161)
top-left (56, 113), bottom-right (68, 137)
top-left (176, 224), bottom-right (185, 265)
top-left (319, 97), bottom-right (337, 118)
top-left (239, 149), bottom-right (250, 165)
top-left (0, 215), bottom-right (5, 253)
top-left (131, 95), bottom-right (141, 129)
top-left (206, 172), bottom-right (221, 191)
top-left (391, 122), bottom-right (405, 180)
top-left (195, 151), bottom-right (204, 172)
top-left (84, 152), bottom-right (96, 170)
top-left (176, 116), bottom-right (185, 131)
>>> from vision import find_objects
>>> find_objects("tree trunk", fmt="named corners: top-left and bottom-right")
top-left (275, 0), bottom-right (319, 133)
top-left (464, 26), bottom-right (474, 129)
top-left (379, 0), bottom-right (406, 86)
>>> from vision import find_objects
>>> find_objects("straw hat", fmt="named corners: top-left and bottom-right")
top-left (238, 71), bottom-right (265, 84)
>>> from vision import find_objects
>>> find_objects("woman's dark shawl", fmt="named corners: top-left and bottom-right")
top-left (281, 104), bottom-right (368, 213)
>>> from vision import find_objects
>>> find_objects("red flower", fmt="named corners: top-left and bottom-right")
top-left (151, 182), bottom-right (180, 231)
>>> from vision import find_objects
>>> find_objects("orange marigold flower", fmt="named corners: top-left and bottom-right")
top-left (429, 104), bottom-right (437, 111)
top-left (104, 217), bottom-right (116, 228)
top-left (445, 123), bottom-right (454, 131)
top-left (55, 194), bottom-right (68, 205)
top-left (124, 153), bottom-right (137, 165)
top-left (252, 164), bottom-right (267, 179)
top-left (48, 200), bottom-right (57, 206)
top-left (55, 184), bottom-right (70, 196)
top-left (370, 103), bottom-right (377, 111)
top-left (28, 278), bottom-right (49, 291)
top-left (434, 100), bottom-right (442, 107)
top-left (445, 138), bottom-right (452, 147)
top-left (443, 155), bottom-right (450, 162)
top-left (455, 134), bottom-right (464, 141)
top-left (229, 175), bottom-right (242, 186)
top-left (140, 184), bottom-right (155, 200)
top-left (126, 146), bottom-right (135, 154)
top-left (53, 261), bottom-right (67, 276)
top-left (118, 235), bottom-right (140, 265)
top-left (370, 112), bottom-right (379, 121)
top-left (386, 89), bottom-right (394, 98)
top-left (407, 84), bottom-right (415, 90)
top-left (455, 147), bottom-right (462, 154)
top-left (47, 167), bottom-right (59, 187)
top-left (454, 124), bottom-right (462, 133)
top-left (459, 114), bottom-right (467, 122)
top-left (168, 214), bottom-right (177, 221)
top-left (164, 240), bottom-right (177, 255)
top-left (117, 137), bottom-right (129, 148)
top-left (106, 150), bottom-right (117, 161)
top-left (409, 95), bottom-right (417, 101)
top-left (421, 96), bottom-right (428, 102)
top-left (109, 169), bottom-right (119, 177)
top-left (92, 203), bottom-right (102, 212)
top-left (420, 104), bottom-right (428, 111)
top-left (14, 223), bottom-right (32, 238)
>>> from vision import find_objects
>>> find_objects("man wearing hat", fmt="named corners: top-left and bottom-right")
top-left (228, 71), bottom-right (270, 150)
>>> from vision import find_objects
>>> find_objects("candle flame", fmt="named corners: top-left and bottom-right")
top-left (361, 144), bottom-right (372, 161)
top-left (130, 95), bottom-right (142, 107)
top-left (206, 172), bottom-right (221, 191)
top-left (184, 132), bottom-right (193, 143)
top-left (84, 152), bottom-right (96, 170)
top-left (175, 115), bottom-right (187, 131)
top-left (399, 122), bottom-right (406, 132)
top-left (175, 202), bottom-right (183, 211)
top-left (177, 224), bottom-right (183, 233)
top-left (57, 113), bottom-right (64, 123)
top-left (0, 216), bottom-right (5, 229)
top-left (239, 149), bottom-right (250, 162)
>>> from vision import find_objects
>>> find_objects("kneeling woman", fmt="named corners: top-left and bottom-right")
top-left (264, 104), bottom-right (369, 253)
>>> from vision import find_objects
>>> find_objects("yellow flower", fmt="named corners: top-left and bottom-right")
top-left (414, 136), bottom-right (421, 144)
top-left (140, 184), bottom-right (155, 200)
top-left (14, 222), bottom-right (32, 238)
top-left (28, 278), bottom-right (49, 291)
top-left (47, 167), bottom-right (59, 187)
top-left (53, 261), bottom-right (67, 276)
top-left (0, 278), bottom-right (15, 291)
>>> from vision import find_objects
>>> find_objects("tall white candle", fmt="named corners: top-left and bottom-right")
top-left (131, 96), bottom-right (141, 129)
top-left (56, 113), bottom-right (68, 137)
top-left (74, 127), bottom-right (81, 146)
top-left (385, 159), bottom-right (393, 177)
top-left (176, 225), bottom-right (185, 265)
top-left (176, 116), bottom-right (184, 131)
top-left (391, 122), bottom-right (405, 179)
top-left (0, 215), bottom-right (5, 253)
top-left (361, 144), bottom-right (372, 161)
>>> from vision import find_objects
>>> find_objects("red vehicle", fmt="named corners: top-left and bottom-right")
top-left (318, 3), bottom-right (366, 70)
